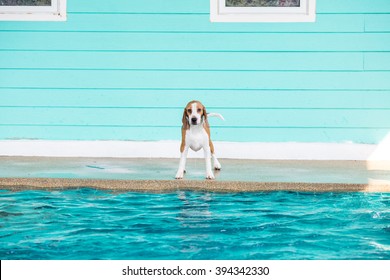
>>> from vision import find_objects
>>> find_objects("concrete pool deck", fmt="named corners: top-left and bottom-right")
top-left (0, 157), bottom-right (390, 192)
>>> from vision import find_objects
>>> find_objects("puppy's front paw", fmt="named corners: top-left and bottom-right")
top-left (206, 171), bottom-right (215, 180)
top-left (175, 170), bottom-right (184, 179)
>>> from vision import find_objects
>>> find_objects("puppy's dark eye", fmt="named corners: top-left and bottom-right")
top-left (187, 109), bottom-right (192, 113)
top-left (197, 108), bottom-right (201, 113)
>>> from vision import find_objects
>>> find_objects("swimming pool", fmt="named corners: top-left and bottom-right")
top-left (0, 189), bottom-right (389, 260)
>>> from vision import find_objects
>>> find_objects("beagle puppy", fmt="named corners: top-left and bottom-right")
top-left (175, 100), bottom-right (224, 180)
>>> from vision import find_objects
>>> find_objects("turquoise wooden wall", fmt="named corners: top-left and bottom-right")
top-left (0, 0), bottom-right (390, 143)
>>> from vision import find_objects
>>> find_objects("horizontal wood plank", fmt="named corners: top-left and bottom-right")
top-left (1, 107), bottom-right (389, 128)
top-left (1, 32), bottom-right (389, 52)
top-left (365, 15), bottom-right (390, 32)
top-left (0, 14), bottom-right (364, 33)
top-left (0, 51), bottom-right (363, 71)
top-left (365, 53), bottom-right (390, 70)
top-left (318, 0), bottom-right (390, 13)
top-left (0, 89), bottom-right (389, 109)
top-left (1, 70), bottom-right (389, 90)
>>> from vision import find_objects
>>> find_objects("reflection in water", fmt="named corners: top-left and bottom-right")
top-left (177, 191), bottom-right (213, 255)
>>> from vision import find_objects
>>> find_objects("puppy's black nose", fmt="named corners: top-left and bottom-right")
top-left (191, 117), bottom-right (197, 124)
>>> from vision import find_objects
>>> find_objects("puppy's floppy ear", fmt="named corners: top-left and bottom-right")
top-left (203, 106), bottom-right (209, 127)
top-left (182, 108), bottom-right (189, 130)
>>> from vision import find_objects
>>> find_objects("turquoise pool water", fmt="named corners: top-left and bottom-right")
top-left (0, 189), bottom-right (389, 260)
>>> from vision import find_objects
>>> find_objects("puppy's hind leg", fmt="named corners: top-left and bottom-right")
top-left (209, 140), bottom-right (221, 170)
top-left (212, 154), bottom-right (222, 170)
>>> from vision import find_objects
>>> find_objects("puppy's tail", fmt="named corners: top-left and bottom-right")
top-left (207, 113), bottom-right (225, 121)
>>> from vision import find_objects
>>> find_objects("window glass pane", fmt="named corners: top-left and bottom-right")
top-left (0, 0), bottom-right (51, 6)
top-left (226, 0), bottom-right (300, 7)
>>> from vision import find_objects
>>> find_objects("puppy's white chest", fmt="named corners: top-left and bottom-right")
top-left (186, 130), bottom-right (206, 152)
top-left (190, 142), bottom-right (203, 152)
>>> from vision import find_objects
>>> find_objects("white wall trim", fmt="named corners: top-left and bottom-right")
top-left (210, 0), bottom-right (316, 22)
top-left (0, 140), bottom-right (383, 161)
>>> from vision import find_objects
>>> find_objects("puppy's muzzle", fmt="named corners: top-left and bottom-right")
top-left (191, 117), bottom-right (198, 125)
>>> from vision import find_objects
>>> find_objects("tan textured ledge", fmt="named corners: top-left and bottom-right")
top-left (1, 178), bottom-right (390, 193)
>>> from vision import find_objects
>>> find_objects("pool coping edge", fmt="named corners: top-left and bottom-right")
top-left (1, 178), bottom-right (389, 192)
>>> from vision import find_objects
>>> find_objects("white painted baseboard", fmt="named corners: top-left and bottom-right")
top-left (0, 140), bottom-right (388, 162)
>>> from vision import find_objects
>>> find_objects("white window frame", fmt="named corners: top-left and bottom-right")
top-left (0, 0), bottom-right (66, 21)
top-left (211, 0), bottom-right (315, 22)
